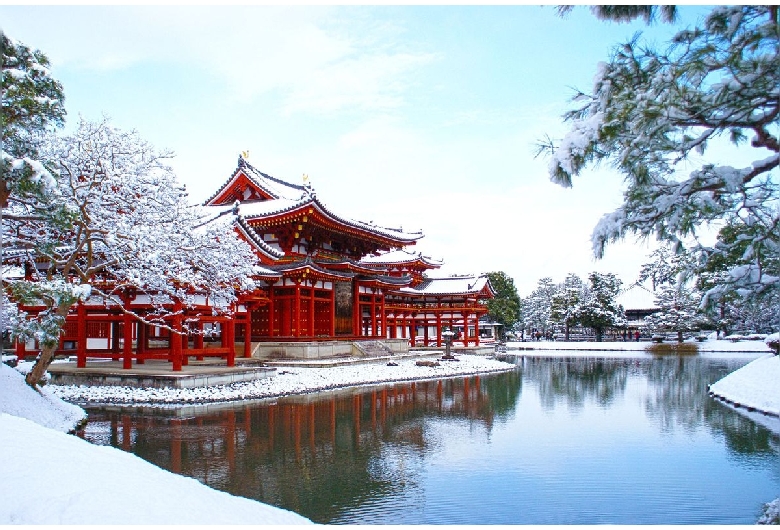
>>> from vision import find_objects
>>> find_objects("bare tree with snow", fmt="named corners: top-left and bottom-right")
top-left (5, 118), bottom-right (261, 387)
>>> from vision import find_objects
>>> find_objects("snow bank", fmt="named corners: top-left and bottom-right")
top-left (0, 363), bottom-right (86, 432)
top-left (507, 339), bottom-right (772, 353)
top-left (0, 414), bottom-right (312, 525)
top-left (0, 363), bottom-right (312, 525)
top-left (708, 353), bottom-right (780, 417)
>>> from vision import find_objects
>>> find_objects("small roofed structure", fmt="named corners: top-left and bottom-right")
top-left (617, 282), bottom-right (659, 337)
top-left (384, 274), bottom-right (495, 348)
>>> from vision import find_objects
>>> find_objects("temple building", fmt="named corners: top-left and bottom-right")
top-left (12, 156), bottom-right (496, 369)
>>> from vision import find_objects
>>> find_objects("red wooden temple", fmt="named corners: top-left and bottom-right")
top-left (11, 156), bottom-right (495, 369)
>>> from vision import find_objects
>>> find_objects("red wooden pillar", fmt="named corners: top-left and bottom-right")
top-left (308, 283), bottom-right (315, 337)
top-left (171, 302), bottom-right (183, 371)
top-left (194, 321), bottom-right (204, 349)
top-left (136, 322), bottom-right (146, 364)
top-left (111, 320), bottom-right (121, 354)
top-left (243, 313), bottom-right (252, 358)
top-left (226, 316), bottom-right (235, 367)
top-left (370, 291), bottom-right (377, 337)
top-left (15, 335), bottom-right (25, 361)
top-left (379, 290), bottom-right (386, 338)
top-left (268, 287), bottom-right (276, 338)
top-left (294, 283), bottom-right (301, 338)
top-left (475, 315), bottom-right (480, 346)
top-left (463, 312), bottom-right (469, 347)
top-left (76, 303), bottom-right (87, 368)
top-left (329, 287), bottom-right (335, 337)
top-left (352, 284), bottom-right (360, 337)
top-left (122, 312), bottom-right (133, 369)
top-left (193, 320), bottom-right (204, 361)
top-left (436, 313), bottom-right (442, 347)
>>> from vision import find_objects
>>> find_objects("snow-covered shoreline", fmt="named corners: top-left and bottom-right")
top-left (39, 339), bottom-right (775, 408)
top-left (47, 354), bottom-right (515, 406)
top-left (708, 353), bottom-right (780, 418)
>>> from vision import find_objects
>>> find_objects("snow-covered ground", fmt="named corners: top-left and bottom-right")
top-left (0, 364), bottom-right (313, 525)
top-left (507, 337), bottom-right (772, 353)
top-left (2, 339), bottom-right (778, 524)
top-left (708, 353), bottom-right (780, 418)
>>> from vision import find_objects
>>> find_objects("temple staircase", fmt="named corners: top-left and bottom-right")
top-left (352, 340), bottom-right (394, 357)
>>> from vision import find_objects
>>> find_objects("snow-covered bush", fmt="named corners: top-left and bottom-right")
top-left (758, 497), bottom-right (780, 525)
top-left (766, 333), bottom-right (779, 356)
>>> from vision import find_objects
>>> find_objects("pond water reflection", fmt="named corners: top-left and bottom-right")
top-left (80, 355), bottom-right (780, 524)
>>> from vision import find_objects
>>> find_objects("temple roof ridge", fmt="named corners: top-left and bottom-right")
top-left (360, 248), bottom-right (443, 266)
top-left (398, 272), bottom-right (494, 297)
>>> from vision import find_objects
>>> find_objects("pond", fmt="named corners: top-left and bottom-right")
top-left (79, 354), bottom-right (780, 524)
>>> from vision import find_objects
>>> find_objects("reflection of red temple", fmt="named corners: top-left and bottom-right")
top-left (14, 156), bottom-right (495, 368)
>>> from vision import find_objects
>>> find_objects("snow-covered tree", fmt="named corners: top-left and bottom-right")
top-left (1, 33), bottom-right (67, 342)
top-left (575, 272), bottom-right (625, 342)
top-left (541, 6), bottom-right (779, 303)
top-left (639, 246), bottom-right (705, 341)
top-left (644, 284), bottom-right (704, 342)
top-left (522, 277), bottom-right (556, 337)
top-left (1, 32), bottom-right (65, 208)
top-left (697, 219), bottom-right (780, 334)
top-left (549, 273), bottom-right (584, 340)
top-left (5, 118), bottom-right (261, 387)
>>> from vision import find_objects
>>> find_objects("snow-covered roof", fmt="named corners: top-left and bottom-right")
top-left (205, 157), bottom-right (423, 245)
top-left (205, 156), bottom-right (307, 205)
top-left (2, 265), bottom-right (25, 280)
top-left (400, 274), bottom-right (493, 296)
top-left (617, 282), bottom-right (658, 310)
top-left (360, 248), bottom-right (443, 267)
top-left (196, 203), bottom-right (284, 263)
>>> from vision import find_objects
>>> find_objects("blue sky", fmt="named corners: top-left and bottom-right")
top-left (1, 5), bottom-right (715, 296)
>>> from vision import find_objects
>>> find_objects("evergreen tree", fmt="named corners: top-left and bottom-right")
top-left (550, 273), bottom-right (584, 340)
top-left (541, 6), bottom-right (779, 303)
top-left (575, 272), bottom-right (625, 342)
top-left (639, 246), bottom-right (705, 341)
top-left (2, 33), bottom-right (68, 346)
top-left (698, 220), bottom-right (780, 334)
top-left (522, 277), bottom-right (556, 338)
top-left (485, 271), bottom-right (521, 340)
top-left (1, 32), bottom-right (66, 207)
top-left (644, 283), bottom-right (704, 342)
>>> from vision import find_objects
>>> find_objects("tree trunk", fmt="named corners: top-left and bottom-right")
top-left (677, 330), bottom-right (684, 343)
top-left (24, 302), bottom-right (73, 388)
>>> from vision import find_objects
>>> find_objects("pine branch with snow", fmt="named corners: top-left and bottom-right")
top-left (541, 6), bottom-right (779, 302)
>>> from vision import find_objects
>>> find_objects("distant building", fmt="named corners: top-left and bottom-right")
top-left (617, 282), bottom-right (659, 335)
